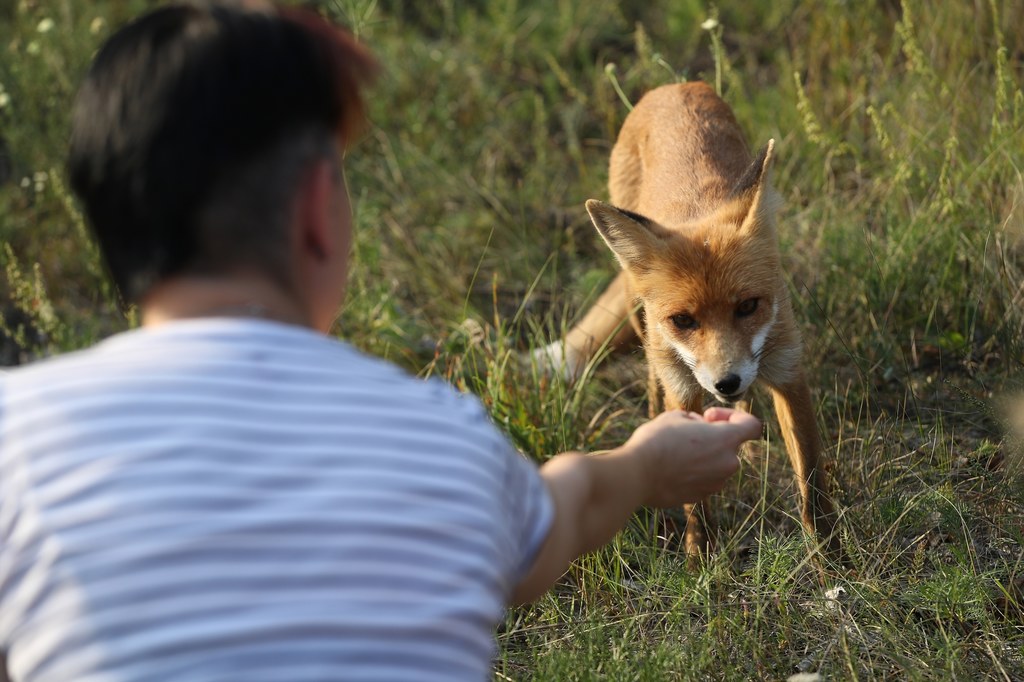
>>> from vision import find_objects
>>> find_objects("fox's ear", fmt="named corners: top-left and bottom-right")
top-left (731, 139), bottom-right (782, 234)
top-left (585, 200), bottom-right (662, 272)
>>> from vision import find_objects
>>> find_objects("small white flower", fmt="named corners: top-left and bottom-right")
top-left (20, 177), bottom-right (30, 189)
top-left (90, 17), bottom-right (105, 35)
top-left (701, 17), bottom-right (719, 30)
top-left (26, 41), bottom-right (40, 55)
top-left (0, 93), bottom-right (10, 109)
top-left (33, 171), bottom-right (48, 183)
top-left (36, 17), bottom-right (54, 33)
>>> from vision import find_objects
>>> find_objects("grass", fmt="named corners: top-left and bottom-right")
top-left (3, 0), bottom-right (1024, 678)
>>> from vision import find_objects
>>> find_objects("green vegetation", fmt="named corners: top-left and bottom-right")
top-left (3, 0), bottom-right (1024, 678)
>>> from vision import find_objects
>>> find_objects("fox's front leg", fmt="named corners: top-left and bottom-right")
top-left (556, 271), bottom-right (637, 376)
top-left (769, 375), bottom-right (841, 558)
top-left (646, 361), bottom-right (663, 418)
top-left (682, 499), bottom-right (713, 559)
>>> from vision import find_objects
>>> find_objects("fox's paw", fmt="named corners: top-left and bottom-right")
top-left (527, 341), bottom-right (584, 381)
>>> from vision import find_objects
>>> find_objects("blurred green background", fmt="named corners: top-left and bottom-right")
top-left (2, 0), bottom-right (1024, 678)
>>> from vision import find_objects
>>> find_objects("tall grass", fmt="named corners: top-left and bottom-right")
top-left (3, 0), bottom-right (1024, 678)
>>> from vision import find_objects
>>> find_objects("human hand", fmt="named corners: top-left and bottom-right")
top-left (519, 406), bottom-right (760, 603)
top-left (620, 407), bottom-right (761, 507)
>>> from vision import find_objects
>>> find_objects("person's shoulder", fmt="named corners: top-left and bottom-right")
top-left (2, 342), bottom-right (110, 387)
top-left (348, 348), bottom-right (491, 422)
top-left (324, 341), bottom-right (498, 431)
top-left (0, 343), bottom-right (112, 437)
top-left (181, 319), bottom-right (493, 423)
top-left (0, 320), bottom-right (496, 435)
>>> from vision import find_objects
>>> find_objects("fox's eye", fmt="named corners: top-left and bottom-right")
top-left (736, 298), bottom-right (759, 317)
top-left (670, 313), bottom-right (698, 331)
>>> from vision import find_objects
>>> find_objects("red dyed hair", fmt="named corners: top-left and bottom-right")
top-left (276, 6), bottom-right (379, 147)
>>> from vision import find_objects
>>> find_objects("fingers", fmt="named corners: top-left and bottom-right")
top-left (725, 411), bottom-right (762, 440)
top-left (694, 450), bottom-right (741, 499)
top-left (660, 410), bottom-right (703, 423)
top-left (700, 406), bottom-right (735, 422)
top-left (701, 406), bottom-right (762, 441)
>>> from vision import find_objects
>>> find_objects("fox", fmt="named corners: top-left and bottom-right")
top-left (538, 81), bottom-right (840, 559)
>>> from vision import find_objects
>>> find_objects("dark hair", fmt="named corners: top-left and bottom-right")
top-left (68, 2), bottom-right (377, 303)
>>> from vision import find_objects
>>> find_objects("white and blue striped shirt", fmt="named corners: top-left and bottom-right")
top-left (0, 319), bottom-right (552, 681)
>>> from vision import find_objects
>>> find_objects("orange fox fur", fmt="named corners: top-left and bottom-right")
top-left (546, 82), bottom-right (839, 557)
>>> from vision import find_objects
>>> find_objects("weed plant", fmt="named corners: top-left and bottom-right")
top-left (2, 0), bottom-right (1023, 678)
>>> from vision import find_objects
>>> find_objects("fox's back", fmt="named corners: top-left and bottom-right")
top-left (609, 82), bottom-right (752, 222)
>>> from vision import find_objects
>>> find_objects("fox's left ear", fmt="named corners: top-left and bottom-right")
top-left (731, 139), bottom-right (783, 235)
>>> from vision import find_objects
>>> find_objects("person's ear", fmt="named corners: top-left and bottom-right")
top-left (296, 158), bottom-right (336, 263)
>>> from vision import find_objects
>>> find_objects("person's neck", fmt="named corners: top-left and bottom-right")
top-left (140, 274), bottom-right (311, 329)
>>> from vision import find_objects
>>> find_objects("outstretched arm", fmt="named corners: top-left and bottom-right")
top-left (511, 408), bottom-right (760, 604)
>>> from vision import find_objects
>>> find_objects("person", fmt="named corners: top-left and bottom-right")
top-left (0, 3), bottom-right (761, 680)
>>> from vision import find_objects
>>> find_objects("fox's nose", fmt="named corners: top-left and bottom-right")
top-left (714, 374), bottom-right (742, 396)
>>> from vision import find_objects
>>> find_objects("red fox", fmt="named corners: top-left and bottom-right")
top-left (539, 82), bottom-right (840, 558)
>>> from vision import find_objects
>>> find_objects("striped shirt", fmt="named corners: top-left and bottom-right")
top-left (0, 318), bottom-right (552, 681)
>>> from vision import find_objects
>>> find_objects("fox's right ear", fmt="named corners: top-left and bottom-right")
top-left (585, 200), bottom-right (662, 273)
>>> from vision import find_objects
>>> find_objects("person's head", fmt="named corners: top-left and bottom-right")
top-left (68, 1), bottom-right (376, 326)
